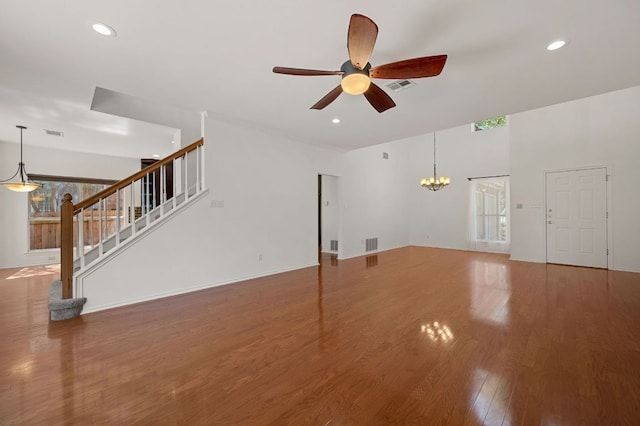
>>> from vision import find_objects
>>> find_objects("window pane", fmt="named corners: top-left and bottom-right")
top-left (472, 179), bottom-right (508, 242)
top-left (28, 179), bottom-right (115, 251)
top-left (475, 215), bottom-right (485, 240)
top-left (474, 115), bottom-right (506, 131)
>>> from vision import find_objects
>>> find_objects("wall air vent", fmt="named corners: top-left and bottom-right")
top-left (386, 80), bottom-right (415, 92)
top-left (44, 129), bottom-right (64, 137)
top-left (330, 240), bottom-right (338, 251)
top-left (365, 237), bottom-right (378, 252)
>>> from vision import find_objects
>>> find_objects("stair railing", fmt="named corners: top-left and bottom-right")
top-left (59, 138), bottom-right (205, 298)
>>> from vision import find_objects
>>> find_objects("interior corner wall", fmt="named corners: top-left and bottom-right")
top-left (509, 85), bottom-right (640, 272)
top-left (0, 142), bottom-right (139, 268)
top-left (408, 124), bottom-right (510, 251)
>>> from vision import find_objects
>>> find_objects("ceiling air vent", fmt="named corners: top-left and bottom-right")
top-left (44, 129), bottom-right (64, 137)
top-left (386, 79), bottom-right (415, 92)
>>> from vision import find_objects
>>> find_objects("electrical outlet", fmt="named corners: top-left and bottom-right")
top-left (47, 256), bottom-right (56, 261)
top-left (258, 254), bottom-right (263, 261)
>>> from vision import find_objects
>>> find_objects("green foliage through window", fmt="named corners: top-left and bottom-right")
top-left (474, 116), bottom-right (506, 131)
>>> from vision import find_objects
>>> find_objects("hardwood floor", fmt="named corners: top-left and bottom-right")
top-left (2, 247), bottom-right (640, 424)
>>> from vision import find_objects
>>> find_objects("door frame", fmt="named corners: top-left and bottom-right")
top-left (318, 173), bottom-right (341, 259)
top-left (544, 166), bottom-right (611, 269)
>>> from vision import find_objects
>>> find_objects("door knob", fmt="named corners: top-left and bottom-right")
top-left (548, 220), bottom-right (552, 224)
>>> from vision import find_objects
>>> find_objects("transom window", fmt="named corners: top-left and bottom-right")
top-left (473, 115), bottom-right (507, 132)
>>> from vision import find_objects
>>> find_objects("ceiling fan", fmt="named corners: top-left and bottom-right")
top-left (273, 13), bottom-right (447, 113)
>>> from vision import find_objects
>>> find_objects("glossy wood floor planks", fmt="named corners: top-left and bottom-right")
top-left (1, 247), bottom-right (640, 424)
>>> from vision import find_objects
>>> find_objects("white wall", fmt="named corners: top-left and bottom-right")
top-left (0, 142), bottom-right (138, 268)
top-left (408, 124), bottom-right (510, 251)
top-left (510, 85), bottom-right (640, 272)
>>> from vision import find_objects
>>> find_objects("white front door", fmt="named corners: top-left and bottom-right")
top-left (546, 168), bottom-right (607, 268)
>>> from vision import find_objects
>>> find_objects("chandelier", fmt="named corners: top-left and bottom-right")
top-left (420, 132), bottom-right (450, 191)
top-left (1, 125), bottom-right (41, 192)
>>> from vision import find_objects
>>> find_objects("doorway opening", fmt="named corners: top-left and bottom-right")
top-left (318, 174), bottom-right (340, 257)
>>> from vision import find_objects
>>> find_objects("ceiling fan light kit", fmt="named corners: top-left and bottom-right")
top-left (273, 13), bottom-right (447, 113)
top-left (340, 61), bottom-right (371, 95)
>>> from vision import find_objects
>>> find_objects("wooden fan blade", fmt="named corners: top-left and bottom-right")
top-left (273, 67), bottom-right (343, 76)
top-left (370, 55), bottom-right (448, 79)
top-left (347, 14), bottom-right (378, 70)
top-left (363, 82), bottom-right (396, 113)
top-left (311, 85), bottom-right (344, 110)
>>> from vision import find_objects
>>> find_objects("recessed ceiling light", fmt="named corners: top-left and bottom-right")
top-left (332, 118), bottom-right (341, 124)
top-left (547, 40), bottom-right (566, 51)
top-left (152, 154), bottom-right (160, 158)
top-left (92, 23), bottom-right (117, 37)
top-left (171, 140), bottom-right (175, 144)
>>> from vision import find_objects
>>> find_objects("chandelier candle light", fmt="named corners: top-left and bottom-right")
top-left (420, 132), bottom-right (450, 191)
top-left (1, 125), bottom-right (41, 192)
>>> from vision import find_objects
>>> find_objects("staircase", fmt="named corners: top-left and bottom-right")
top-left (58, 138), bottom-right (206, 303)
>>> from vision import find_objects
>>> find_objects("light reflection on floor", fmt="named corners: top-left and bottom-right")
top-left (6, 264), bottom-right (60, 280)
top-left (471, 368), bottom-right (513, 425)
top-left (470, 259), bottom-right (511, 326)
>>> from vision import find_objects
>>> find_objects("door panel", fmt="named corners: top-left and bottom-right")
top-left (546, 168), bottom-right (607, 268)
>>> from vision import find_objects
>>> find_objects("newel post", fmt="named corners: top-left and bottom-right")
top-left (60, 193), bottom-right (74, 299)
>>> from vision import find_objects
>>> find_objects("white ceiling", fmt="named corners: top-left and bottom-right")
top-left (1, 0), bottom-right (639, 157)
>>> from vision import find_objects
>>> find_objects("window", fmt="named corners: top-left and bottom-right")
top-left (473, 115), bottom-right (507, 132)
top-left (469, 177), bottom-right (510, 253)
top-left (28, 176), bottom-right (116, 251)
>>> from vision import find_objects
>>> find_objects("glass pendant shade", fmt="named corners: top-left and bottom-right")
top-left (341, 73), bottom-right (371, 95)
top-left (3, 180), bottom-right (41, 192)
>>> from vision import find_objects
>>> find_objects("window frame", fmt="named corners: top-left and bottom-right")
top-left (468, 176), bottom-right (510, 253)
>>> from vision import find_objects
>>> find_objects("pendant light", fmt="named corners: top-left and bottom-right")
top-left (420, 132), bottom-right (450, 191)
top-left (1, 125), bottom-right (41, 192)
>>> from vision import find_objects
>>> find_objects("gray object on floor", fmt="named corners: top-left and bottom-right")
top-left (48, 280), bottom-right (87, 320)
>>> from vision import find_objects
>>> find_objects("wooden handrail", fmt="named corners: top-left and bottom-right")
top-left (74, 138), bottom-right (204, 212)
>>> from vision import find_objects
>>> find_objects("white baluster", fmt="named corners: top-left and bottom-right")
top-left (200, 144), bottom-right (205, 191)
top-left (131, 179), bottom-right (136, 236)
top-left (78, 209), bottom-right (85, 269)
top-left (185, 153), bottom-right (189, 201)
top-left (115, 188), bottom-right (121, 247)
top-left (98, 199), bottom-right (103, 257)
